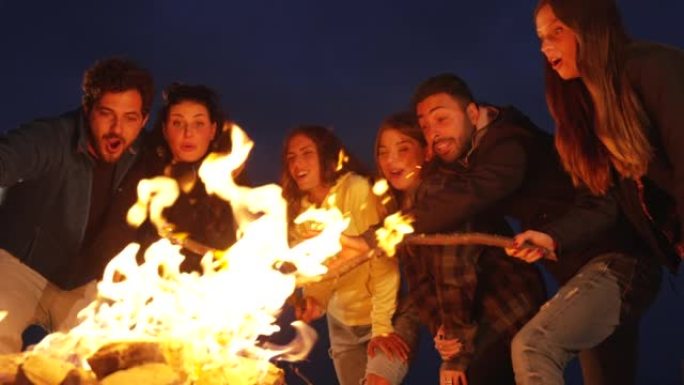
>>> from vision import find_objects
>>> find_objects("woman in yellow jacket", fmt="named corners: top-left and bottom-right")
top-left (282, 125), bottom-right (406, 385)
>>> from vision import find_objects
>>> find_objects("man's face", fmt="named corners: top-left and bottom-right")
top-left (416, 93), bottom-right (476, 163)
top-left (87, 90), bottom-right (148, 163)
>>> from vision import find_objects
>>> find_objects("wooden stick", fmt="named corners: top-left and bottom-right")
top-left (299, 232), bottom-right (553, 286)
top-left (404, 232), bottom-right (517, 248)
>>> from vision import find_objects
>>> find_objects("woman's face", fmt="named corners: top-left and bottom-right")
top-left (286, 134), bottom-right (324, 194)
top-left (536, 4), bottom-right (581, 80)
top-left (163, 100), bottom-right (217, 163)
top-left (377, 128), bottom-right (425, 191)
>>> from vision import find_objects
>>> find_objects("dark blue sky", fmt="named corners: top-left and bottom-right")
top-left (2, 0), bottom-right (684, 183)
top-left (1, 1), bottom-right (683, 383)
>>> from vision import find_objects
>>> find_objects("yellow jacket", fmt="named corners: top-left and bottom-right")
top-left (293, 172), bottom-right (399, 336)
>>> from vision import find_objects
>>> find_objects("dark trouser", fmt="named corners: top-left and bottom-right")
top-left (578, 318), bottom-right (638, 385)
top-left (466, 323), bottom-right (516, 385)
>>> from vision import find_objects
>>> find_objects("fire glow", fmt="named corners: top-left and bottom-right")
top-left (0, 125), bottom-right (414, 384)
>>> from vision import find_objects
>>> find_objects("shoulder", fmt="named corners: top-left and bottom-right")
top-left (470, 112), bottom-right (531, 166)
top-left (626, 41), bottom-right (684, 85)
top-left (334, 172), bottom-right (372, 196)
top-left (486, 106), bottom-right (549, 141)
top-left (4, 108), bottom-right (82, 150)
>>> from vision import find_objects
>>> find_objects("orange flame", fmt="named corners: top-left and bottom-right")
top-left (29, 124), bottom-right (351, 383)
top-left (335, 149), bottom-right (349, 172)
top-left (375, 212), bottom-right (414, 257)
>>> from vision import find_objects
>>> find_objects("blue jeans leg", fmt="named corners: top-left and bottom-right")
top-left (511, 256), bottom-right (623, 385)
top-left (327, 314), bottom-right (371, 385)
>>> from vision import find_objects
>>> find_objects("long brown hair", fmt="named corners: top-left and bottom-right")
top-left (374, 111), bottom-right (426, 211)
top-left (537, 0), bottom-right (652, 194)
top-left (280, 125), bottom-right (369, 224)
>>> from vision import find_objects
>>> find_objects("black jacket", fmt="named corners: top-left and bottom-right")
top-left (412, 105), bottom-right (634, 283)
top-left (77, 141), bottom-right (237, 282)
top-left (0, 109), bottom-right (140, 289)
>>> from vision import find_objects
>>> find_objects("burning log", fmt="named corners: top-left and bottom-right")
top-left (98, 363), bottom-right (180, 385)
top-left (193, 357), bottom-right (284, 385)
top-left (59, 368), bottom-right (97, 385)
top-left (86, 342), bottom-right (166, 379)
top-left (0, 353), bottom-right (23, 384)
top-left (14, 354), bottom-right (76, 385)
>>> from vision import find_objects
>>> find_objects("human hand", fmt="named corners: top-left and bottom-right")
top-left (434, 325), bottom-right (462, 360)
top-left (675, 242), bottom-right (684, 260)
top-left (294, 296), bottom-right (324, 323)
top-left (367, 332), bottom-right (410, 362)
top-left (340, 234), bottom-right (371, 253)
top-left (505, 230), bottom-right (557, 262)
top-left (440, 368), bottom-right (467, 385)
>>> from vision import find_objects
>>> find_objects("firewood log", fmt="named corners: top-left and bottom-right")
top-left (14, 354), bottom-right (75, 385)
top-left (194, 358), bottom-right (284, 385)
top-left (99, 363), bottom-right (180, 385)
top-left (0, 353), bottom-right (24, 384)
top-left (59, 368), bottom-right (98, 385)
top-left (87, 342), bottom-right (165, 379)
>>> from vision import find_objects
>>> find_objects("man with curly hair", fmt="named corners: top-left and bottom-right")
top-left (0, 57), bottom-right (154, 353)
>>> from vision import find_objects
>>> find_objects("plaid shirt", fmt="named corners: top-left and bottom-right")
top-left (395, 107), bottom-right (548, 370)
top-left (401, 242), bottom-right (544, 371)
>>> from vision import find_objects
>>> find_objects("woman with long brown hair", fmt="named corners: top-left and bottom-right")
top-left (281, 125), bottom-right (405, 385)
top-left (507, 0), bottom-right (684, 383)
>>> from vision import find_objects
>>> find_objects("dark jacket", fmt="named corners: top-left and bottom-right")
top-left (622, 41), bottom-right (684, 272)
top-left (413, 106), bottom-right (635, 283)
top-left (378, 106), bottom-right (554, 371)
top-left (0, 109), bottom-right (140, 289)
top-left (77, 137), bottom-right (238, 282)
top-left (543, 42), bottom-right (684, 274)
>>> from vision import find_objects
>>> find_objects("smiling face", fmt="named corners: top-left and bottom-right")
top-left (163, 100), bottom-right (217, 163)
top-left (286, 133), bottom-right (329, 201)
top-left (536, 4), bottom-right (581, 80)
top-left (377, 128), bottom-right (425, 191)
top-left (416, 92), bottom-right (477, 163)
top-left (87, 90), bottom-right (148, 163)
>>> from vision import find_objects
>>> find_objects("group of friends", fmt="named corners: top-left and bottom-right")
top-left (0, 0), bottom-right (682, 384)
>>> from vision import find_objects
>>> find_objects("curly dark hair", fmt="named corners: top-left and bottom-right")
top-left (149, 82), bottom-right (229, 162)
top-left (81, 57), bottom-right (155, 115)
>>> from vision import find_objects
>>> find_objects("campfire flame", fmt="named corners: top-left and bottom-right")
top-left (27, 124), bottom-right (351, 384)
top-left (0, 124), bottom-right (415, 384)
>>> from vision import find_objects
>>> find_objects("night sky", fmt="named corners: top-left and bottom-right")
top-left (1, 1), bottom-right (683, 384)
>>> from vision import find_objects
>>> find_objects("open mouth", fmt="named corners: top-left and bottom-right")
top-left (388, 169), bottom-right (404, 179)
top-left (550, 57), bottom-right (562, 70)
top-left (433, 138), bottom-right (452, 155)
top-left (104, 137), bottom-right (123, 153)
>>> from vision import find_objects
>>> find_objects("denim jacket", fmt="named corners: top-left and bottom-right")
top-left (0, 108), bottom-right (140, 289)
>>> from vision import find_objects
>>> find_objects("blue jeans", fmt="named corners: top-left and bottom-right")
top-left (327, 314), bottom-right (410, 385)
top-left (511, 253), bottom-right (659, 385)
